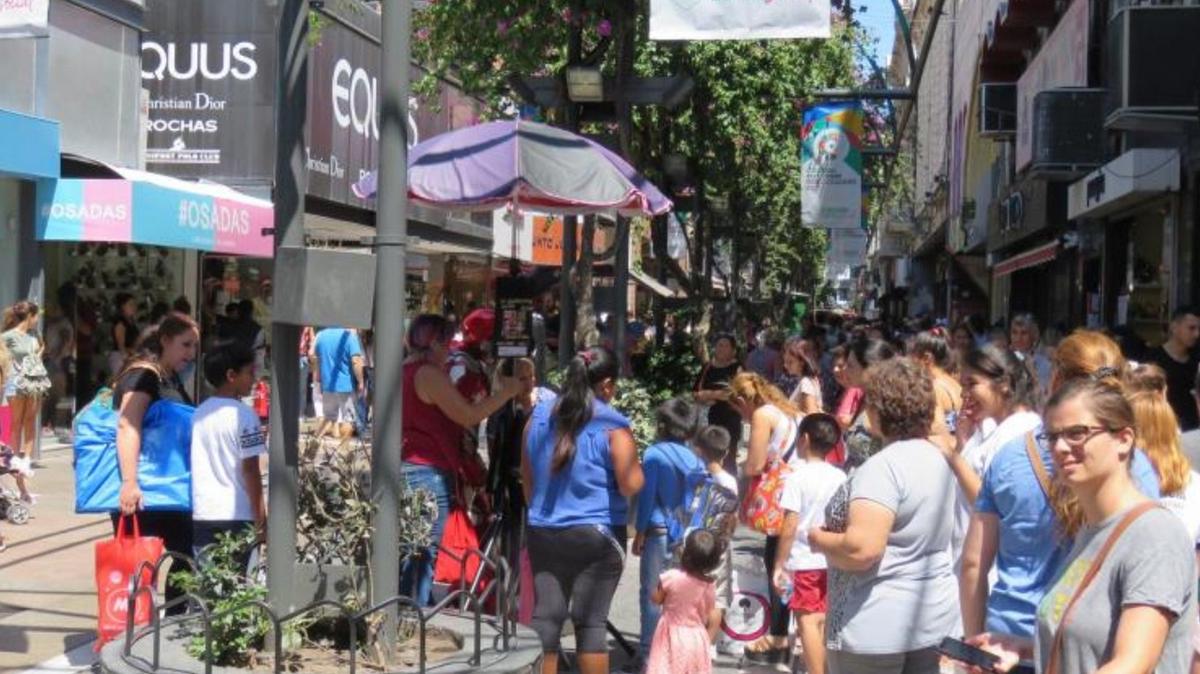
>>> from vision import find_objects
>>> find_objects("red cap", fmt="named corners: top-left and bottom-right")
top-left (461, 308), bottom-right (495, 347)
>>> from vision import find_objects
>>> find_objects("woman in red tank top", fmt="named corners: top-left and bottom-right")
top-left (400, 314), bottom-right (520, 606)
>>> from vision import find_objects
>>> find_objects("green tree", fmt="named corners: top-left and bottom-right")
top-left (413, 1), bottom-right (868, 330)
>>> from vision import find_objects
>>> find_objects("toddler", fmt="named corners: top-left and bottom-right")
top-left (645, 529), bottom-right (722, 674)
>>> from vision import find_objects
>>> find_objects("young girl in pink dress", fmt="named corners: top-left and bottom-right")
top-left (646, 529), bottom-right (723, 674)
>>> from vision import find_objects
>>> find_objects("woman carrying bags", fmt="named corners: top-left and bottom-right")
top-left (113, 313), bottom-right (199, 614)
top-left (731, 372), bottom-right (804, 661)
top-left (969, 376), bottom-right (1195, 674)
top-left (399, 314), bottom-right (520, 606)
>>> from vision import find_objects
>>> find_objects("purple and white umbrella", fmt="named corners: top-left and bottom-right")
top-left (351, 120), bottom-right (672, 217)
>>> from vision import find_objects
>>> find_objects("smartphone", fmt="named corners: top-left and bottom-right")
top-left (938, 637), bottom-right (1002, 672)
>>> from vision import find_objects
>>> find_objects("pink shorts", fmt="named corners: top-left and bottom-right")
top-left (789, 570), bottom-right (828, 614)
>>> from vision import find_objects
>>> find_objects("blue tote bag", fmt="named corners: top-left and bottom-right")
top-left (73, 389), bottom-right (194, 513)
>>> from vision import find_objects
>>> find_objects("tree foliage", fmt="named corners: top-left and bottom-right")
top-left (413, 0), bottom-right (869, 322)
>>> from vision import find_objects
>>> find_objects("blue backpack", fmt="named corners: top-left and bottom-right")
top-left (73, 388), bottom-right (195, 513)
top-left (661, 450), bottom-right (739, 555)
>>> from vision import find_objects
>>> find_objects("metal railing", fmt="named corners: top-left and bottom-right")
top-left (120, 545), bottom-right (519, 674)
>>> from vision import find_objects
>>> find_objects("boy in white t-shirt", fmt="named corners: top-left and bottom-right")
top-left (693, 424), bottom-right (738, 648)
top-left (773, 413), bottom-right (846, 674)
top-left (191, 340), bottom-right (267, 564)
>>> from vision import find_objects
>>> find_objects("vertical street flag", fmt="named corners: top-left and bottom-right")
top-left (801, 102), bottom-right (864, 229)
top-left (650, 0), bottom-right (831, 41)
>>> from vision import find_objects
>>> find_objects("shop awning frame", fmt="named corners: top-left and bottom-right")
top-left (630, 268), bottom-right (682, 298)
top-left (38, 157), bottom-right (274, 258)
top-left (992, 240), bottom-right (1058, 278)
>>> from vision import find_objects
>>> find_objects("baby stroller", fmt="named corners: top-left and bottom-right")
top-left (0, 446), bottom-right (31, 525)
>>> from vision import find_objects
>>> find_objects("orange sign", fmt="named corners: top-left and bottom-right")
top-left (531, 216), bottom-right (608, 266)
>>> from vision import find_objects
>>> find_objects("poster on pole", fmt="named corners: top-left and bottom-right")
top-left (650, 0), bottom-right (830, 41)
top-left (0, 0), bottom-right (48, 38)
top-left (801, 102), bottom-right (864, 229)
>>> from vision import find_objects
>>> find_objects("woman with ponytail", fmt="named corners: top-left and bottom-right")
top-left (522, 346), bottom-right (644, 674)
top-left (399, 314), bottom-right (521, 606)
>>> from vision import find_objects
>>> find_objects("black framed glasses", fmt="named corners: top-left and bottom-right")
top-left (1037, 425), bottom-right (1113, 447)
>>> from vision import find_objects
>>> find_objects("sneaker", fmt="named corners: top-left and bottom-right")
top-left (20, 493), bottom-right (37, 506)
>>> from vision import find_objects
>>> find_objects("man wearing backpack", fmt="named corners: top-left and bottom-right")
top-left (632, 398), bottom-right (704, 663)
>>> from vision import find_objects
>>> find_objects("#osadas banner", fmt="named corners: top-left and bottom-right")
top-left (801, 102), bottom-right (865, 230)
top-left (650, 0), bottom-right (831, 41)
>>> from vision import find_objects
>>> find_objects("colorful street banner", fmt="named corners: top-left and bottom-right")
top-left (0, 0), bottom-right (48, 39)
top-left (37, 169), bottom-right (274, 258)
top-left (801, 102), bottom-right (864, 229)
top-left (650, 0), bottom-right (831, 41)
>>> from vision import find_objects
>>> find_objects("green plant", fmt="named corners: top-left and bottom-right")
top-left (174, 528), bottom-right (270, 667)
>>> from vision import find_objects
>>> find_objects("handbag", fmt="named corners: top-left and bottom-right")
top-left (94, 515), bottom-right (165, 648)
top-left (73, 389), bottom-right (195, 513)
top-left (739, 416), bottom-right (799, 536)
top-left (433, 486), bottom-right (487, 590)
top-left (1044, 501), bottom-right (1160, 674)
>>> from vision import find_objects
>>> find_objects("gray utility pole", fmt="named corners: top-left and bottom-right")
top-left (370, 0), bottom-right (410, 649)
top-left (267, 0), bottom-right (307, 616)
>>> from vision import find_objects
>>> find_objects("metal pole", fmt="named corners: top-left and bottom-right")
top-left (268, 0), bottom-right (307, 616)
top-left (370, 0), bottom-right (410, 654)
top-left (559, 218), bottom-right (577, 367)
top-left (613, 217), bottom-right (630, 375)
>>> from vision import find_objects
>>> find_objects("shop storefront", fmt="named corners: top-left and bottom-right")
top-left (988, 176), bottom-right (1075, 328)
top-left (1068, 149), bottom-right (1182, 344)
top-left (37, 164), bottom-right (273, 407)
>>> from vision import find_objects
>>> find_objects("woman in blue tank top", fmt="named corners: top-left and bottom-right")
top-left (522, 346), bottom-right (644, 674)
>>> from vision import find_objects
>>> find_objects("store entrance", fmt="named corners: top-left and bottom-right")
top-left (41, 242), bottom-right (192, 435)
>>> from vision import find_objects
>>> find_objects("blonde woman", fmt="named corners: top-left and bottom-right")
top-left (1128, 390), bottom-right (1200, 540)
top-left (730, 372), bottom-right (803, 659)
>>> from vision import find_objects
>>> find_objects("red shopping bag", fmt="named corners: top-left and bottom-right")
top-left (94, 515), bottom-right (165, 648)
top-left (434, 508), bottom-right (483, 588)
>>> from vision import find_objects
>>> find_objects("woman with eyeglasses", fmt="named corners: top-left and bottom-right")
top-left (959, 330), bottom-right (1161, 641)
top-left (968, 377), bottom-right (1195, 674)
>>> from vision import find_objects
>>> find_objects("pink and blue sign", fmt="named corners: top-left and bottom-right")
top-left (37, 169), bottom-right (273, 258)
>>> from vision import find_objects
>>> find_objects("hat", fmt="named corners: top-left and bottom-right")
top-left (461, 308), bottom-right (495, 347)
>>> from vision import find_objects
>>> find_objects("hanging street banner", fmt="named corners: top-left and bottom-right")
top-left (650, 0), bottom-right (831, 41)
top-left (801, 102), bottom-right (865, 229)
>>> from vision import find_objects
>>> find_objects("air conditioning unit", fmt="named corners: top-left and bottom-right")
top-left (980, 83), bottom-right (1018, 137)
top-left (1106, 4), bottom-right (1200, 131)
top-left (1029, 88), bottom-right (1106, 177)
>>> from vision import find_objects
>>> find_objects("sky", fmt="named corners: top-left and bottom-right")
top-left (855, 1), bottom-right (900, 75)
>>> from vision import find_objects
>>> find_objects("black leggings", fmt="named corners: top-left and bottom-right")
top-left (527, 525), bottom-right (626, 654)
top-left (111, 511), bottom-right (194, 616)
top-left (763, 534), bottom-right (790, 638)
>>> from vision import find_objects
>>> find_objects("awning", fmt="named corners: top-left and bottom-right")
top-left (630, 268), bottom-right (681, 298)
top-left (992, 240), bottom-right (1058, 278)
top-left (37, 161), bottom-right (274, 258)
top-left (1067, 149), bottom-right (1180, 220)
top-left (0, 108), bottom-right (59, 180)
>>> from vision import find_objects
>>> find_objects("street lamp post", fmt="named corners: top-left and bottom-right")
top-left (369, 0), bottom-right (411, 654)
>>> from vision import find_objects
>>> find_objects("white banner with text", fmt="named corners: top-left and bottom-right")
top-left (650, 0), bottom-right (830, 41)
top-left (0, 0), bottom-right (48, 39)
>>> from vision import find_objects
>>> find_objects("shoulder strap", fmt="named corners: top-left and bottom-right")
top-left (1046, 502), bottom-right (1162, 674)
top-left (1025, 431), bottom-right (1053, 499)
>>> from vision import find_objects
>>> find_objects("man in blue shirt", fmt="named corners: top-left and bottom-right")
top-left (312, 327), bottom-right (365, 439)
top-left (632, 398), bottom-right (704, 661)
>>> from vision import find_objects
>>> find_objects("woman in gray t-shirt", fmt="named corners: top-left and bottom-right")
top-left (811, 358), bottom-right (959, 673)
top-left (971, 377), bottom-right (1196, 674)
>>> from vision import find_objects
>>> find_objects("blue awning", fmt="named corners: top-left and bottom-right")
top-left (0, 108), bottom-right (59, 180)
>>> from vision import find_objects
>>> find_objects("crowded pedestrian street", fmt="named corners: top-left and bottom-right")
top-left (4, 0), bottom-right (1200, 673)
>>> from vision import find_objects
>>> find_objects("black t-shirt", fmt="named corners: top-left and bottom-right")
top-left (698, 361), bottom-right (742, 429)
top-left (113, 366), bottom-right (193, 410)
top-left (1151, 346), bottom-right (1200, 431)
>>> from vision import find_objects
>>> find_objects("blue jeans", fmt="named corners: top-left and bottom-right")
top-left (399, 463), bottom-right (452, 606)
top-left (638, 531), bottom-right (670, 657)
